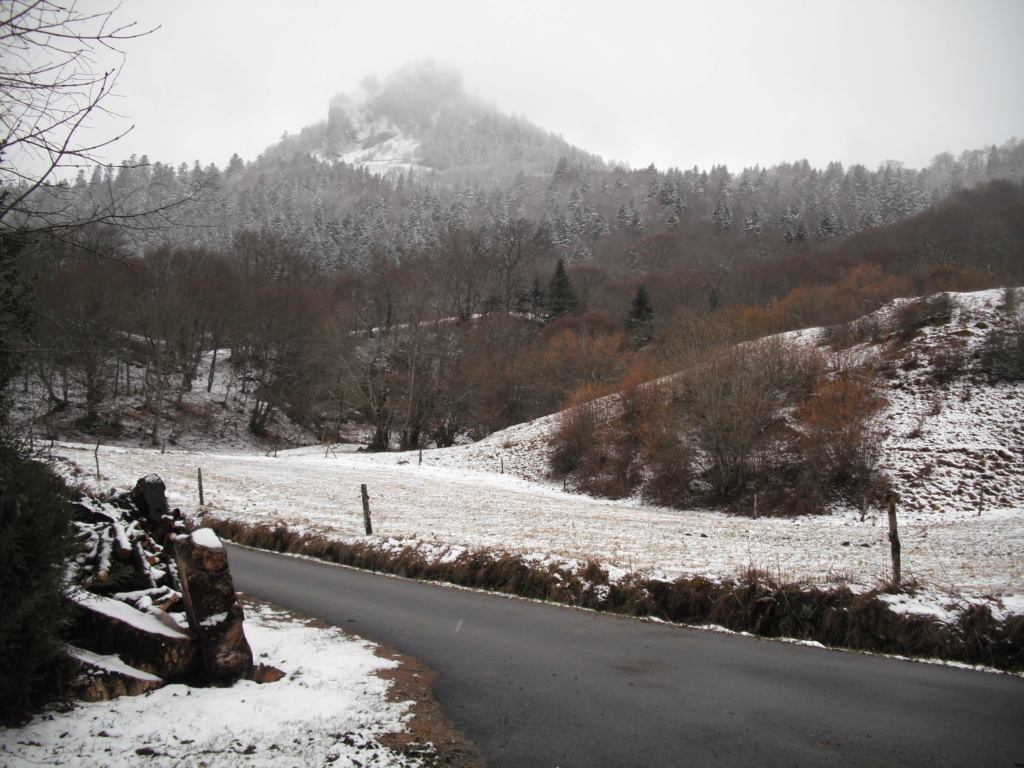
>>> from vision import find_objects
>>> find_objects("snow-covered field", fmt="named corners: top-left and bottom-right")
top-left (2, 602), bottom-right (425, 767)
top-left (40, 290), bottom-right (1024, 621)
top-left (51, 425), bottom-right (1023, 616)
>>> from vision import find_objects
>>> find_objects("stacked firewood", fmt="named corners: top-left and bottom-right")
top-left (66, 475), bottom-right (257, 700)
top-left (70, 477), bottom-right (189, 626)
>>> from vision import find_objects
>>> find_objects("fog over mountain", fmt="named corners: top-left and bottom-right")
top-left (86, 1), bottom-right (1023, 178)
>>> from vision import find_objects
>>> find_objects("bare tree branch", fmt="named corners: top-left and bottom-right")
top-left (1, 1), bottom-right (160, 236)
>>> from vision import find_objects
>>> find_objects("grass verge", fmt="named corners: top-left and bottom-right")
top-left (206, 517), bottom-right (1024, 673)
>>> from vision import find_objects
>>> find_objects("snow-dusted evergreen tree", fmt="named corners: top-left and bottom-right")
top-left (742, 206), bottom-right (764, 236)
top-left (617, 198), bottom-right (643, 235)
top-left (712, 199), bottom-right (733, 232)
top-left (591, 211), bottom-right (610, 240)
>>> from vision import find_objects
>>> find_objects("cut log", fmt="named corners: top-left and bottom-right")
top-left (67, 647), bottom-right (164, 701)
top-left (174, 529), bottom-right (254, 684)
top-left (68, 591), bottom-right (197, 682)
top-left (130, 474), bottom-right (185, 545)
top-left (251, 664), bottom-right (286, 684)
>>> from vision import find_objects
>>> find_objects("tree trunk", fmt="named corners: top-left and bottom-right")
top-left (207, 347), bottom-right (218, 393)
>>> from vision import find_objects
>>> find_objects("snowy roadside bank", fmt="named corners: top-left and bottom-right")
top-left (1, 598), bottom-right (481, 768)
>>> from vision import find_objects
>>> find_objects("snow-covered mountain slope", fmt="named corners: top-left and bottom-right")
top-left (869, 291), bottom-right (1024, 515)
top-left (431, 288), bottom-right (1024, 522)
top-left (269, 60), bottom-right (602, 177)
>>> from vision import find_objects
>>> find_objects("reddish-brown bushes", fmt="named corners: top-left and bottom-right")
top-left (550, 328), bottom-right (897, 516)
top-left (550, 365), bottom-right (689, 502)
top-left (793, 370), bottom-right (889, 511)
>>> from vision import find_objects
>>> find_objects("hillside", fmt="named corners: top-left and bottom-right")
top-left (438, 288), bottom-right (1024, 520)
top-left (42, 289), bottom-right (1024, 623)
top-left (26, 288), bottom-right (1024, 518)
top-left (305, 60), bottom-right (604, 175)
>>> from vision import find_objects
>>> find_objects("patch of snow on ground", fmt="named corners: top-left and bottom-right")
top-left (52, 426), bottom-right (1024, 612)
top-left (1, 603), bottom-right (423, 768)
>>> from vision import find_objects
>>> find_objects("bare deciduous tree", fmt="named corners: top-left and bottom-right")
top-left (0, 2), bottom-right (210, 252)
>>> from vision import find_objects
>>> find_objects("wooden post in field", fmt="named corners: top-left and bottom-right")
top-left (360, 484), bottom-right (372, 535)
top-left (860, 496), bottom-right (866, 523)
top-left (197, 468), bottom-right (205, 507)
top-left (94, 441), bottom-right (101, 481)
top-left (886, 492), bottom-right (901, 586)
top-left (501, 456), bottom-right (504, 475)
top-left (978, 488), bottom-right (984, 517)
top-left (419, 445), bottom-right (423, 465)
top-left (752, 493), bottom-right (758, 519)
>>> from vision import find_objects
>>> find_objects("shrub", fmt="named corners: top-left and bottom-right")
top-left (676, 339), bottom-right (823, 500)
top-left (795, 371), bottom-right (889, 510)
top-left (823, 314), bottom-right (884, 350)
top-left (929, 342), bottom-right (968, 385)
top-left (550, 364), bottom-right (690, 502)
top-left (548, 385), bottom-right (605, 478)
top-left (980, 301), bottom-right (1024, 382)
top-left (892, 293), bottom-right (953, 342)
top-left (0, 445), bottom-right (77, 724)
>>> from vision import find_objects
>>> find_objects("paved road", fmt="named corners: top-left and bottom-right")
top-left (227, 544), bottom-right (1024, 768)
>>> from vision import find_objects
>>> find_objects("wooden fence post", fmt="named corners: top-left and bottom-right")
top-left (887, 492), bottom-right (901, 586)
top-left (94, 441), bottom-right (101, 481)
top-left (197, 468), bottom-right (205, 507)
top-left (360, 484), bottom-right (372, 535)
top-left (752, 493), bottom-right (758, 519)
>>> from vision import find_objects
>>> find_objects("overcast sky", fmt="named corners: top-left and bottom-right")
top-left (74, 0), bottom-right (1024, 175)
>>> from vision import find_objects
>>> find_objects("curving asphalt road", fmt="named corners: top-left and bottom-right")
top-left (227, 544), bottom-right (1024, 768)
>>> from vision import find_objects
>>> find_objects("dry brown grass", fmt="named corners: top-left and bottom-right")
top-left (208, 517), bottom-right (1024, 671)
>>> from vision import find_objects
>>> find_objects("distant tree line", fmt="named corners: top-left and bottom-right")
top-left (11, 173), bottom-right (1024, 450)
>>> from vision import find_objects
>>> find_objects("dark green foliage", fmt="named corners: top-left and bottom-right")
top-left (0, 445), bottom-right (77, 724)
top-left (0, 234), bottom-right (74, 723)
top-left (625, 285), bottom-right (654, 347)
top-left (0, 234), bottom-right (34, 424)
top-left (546, 258), bottom-right (578, 319)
